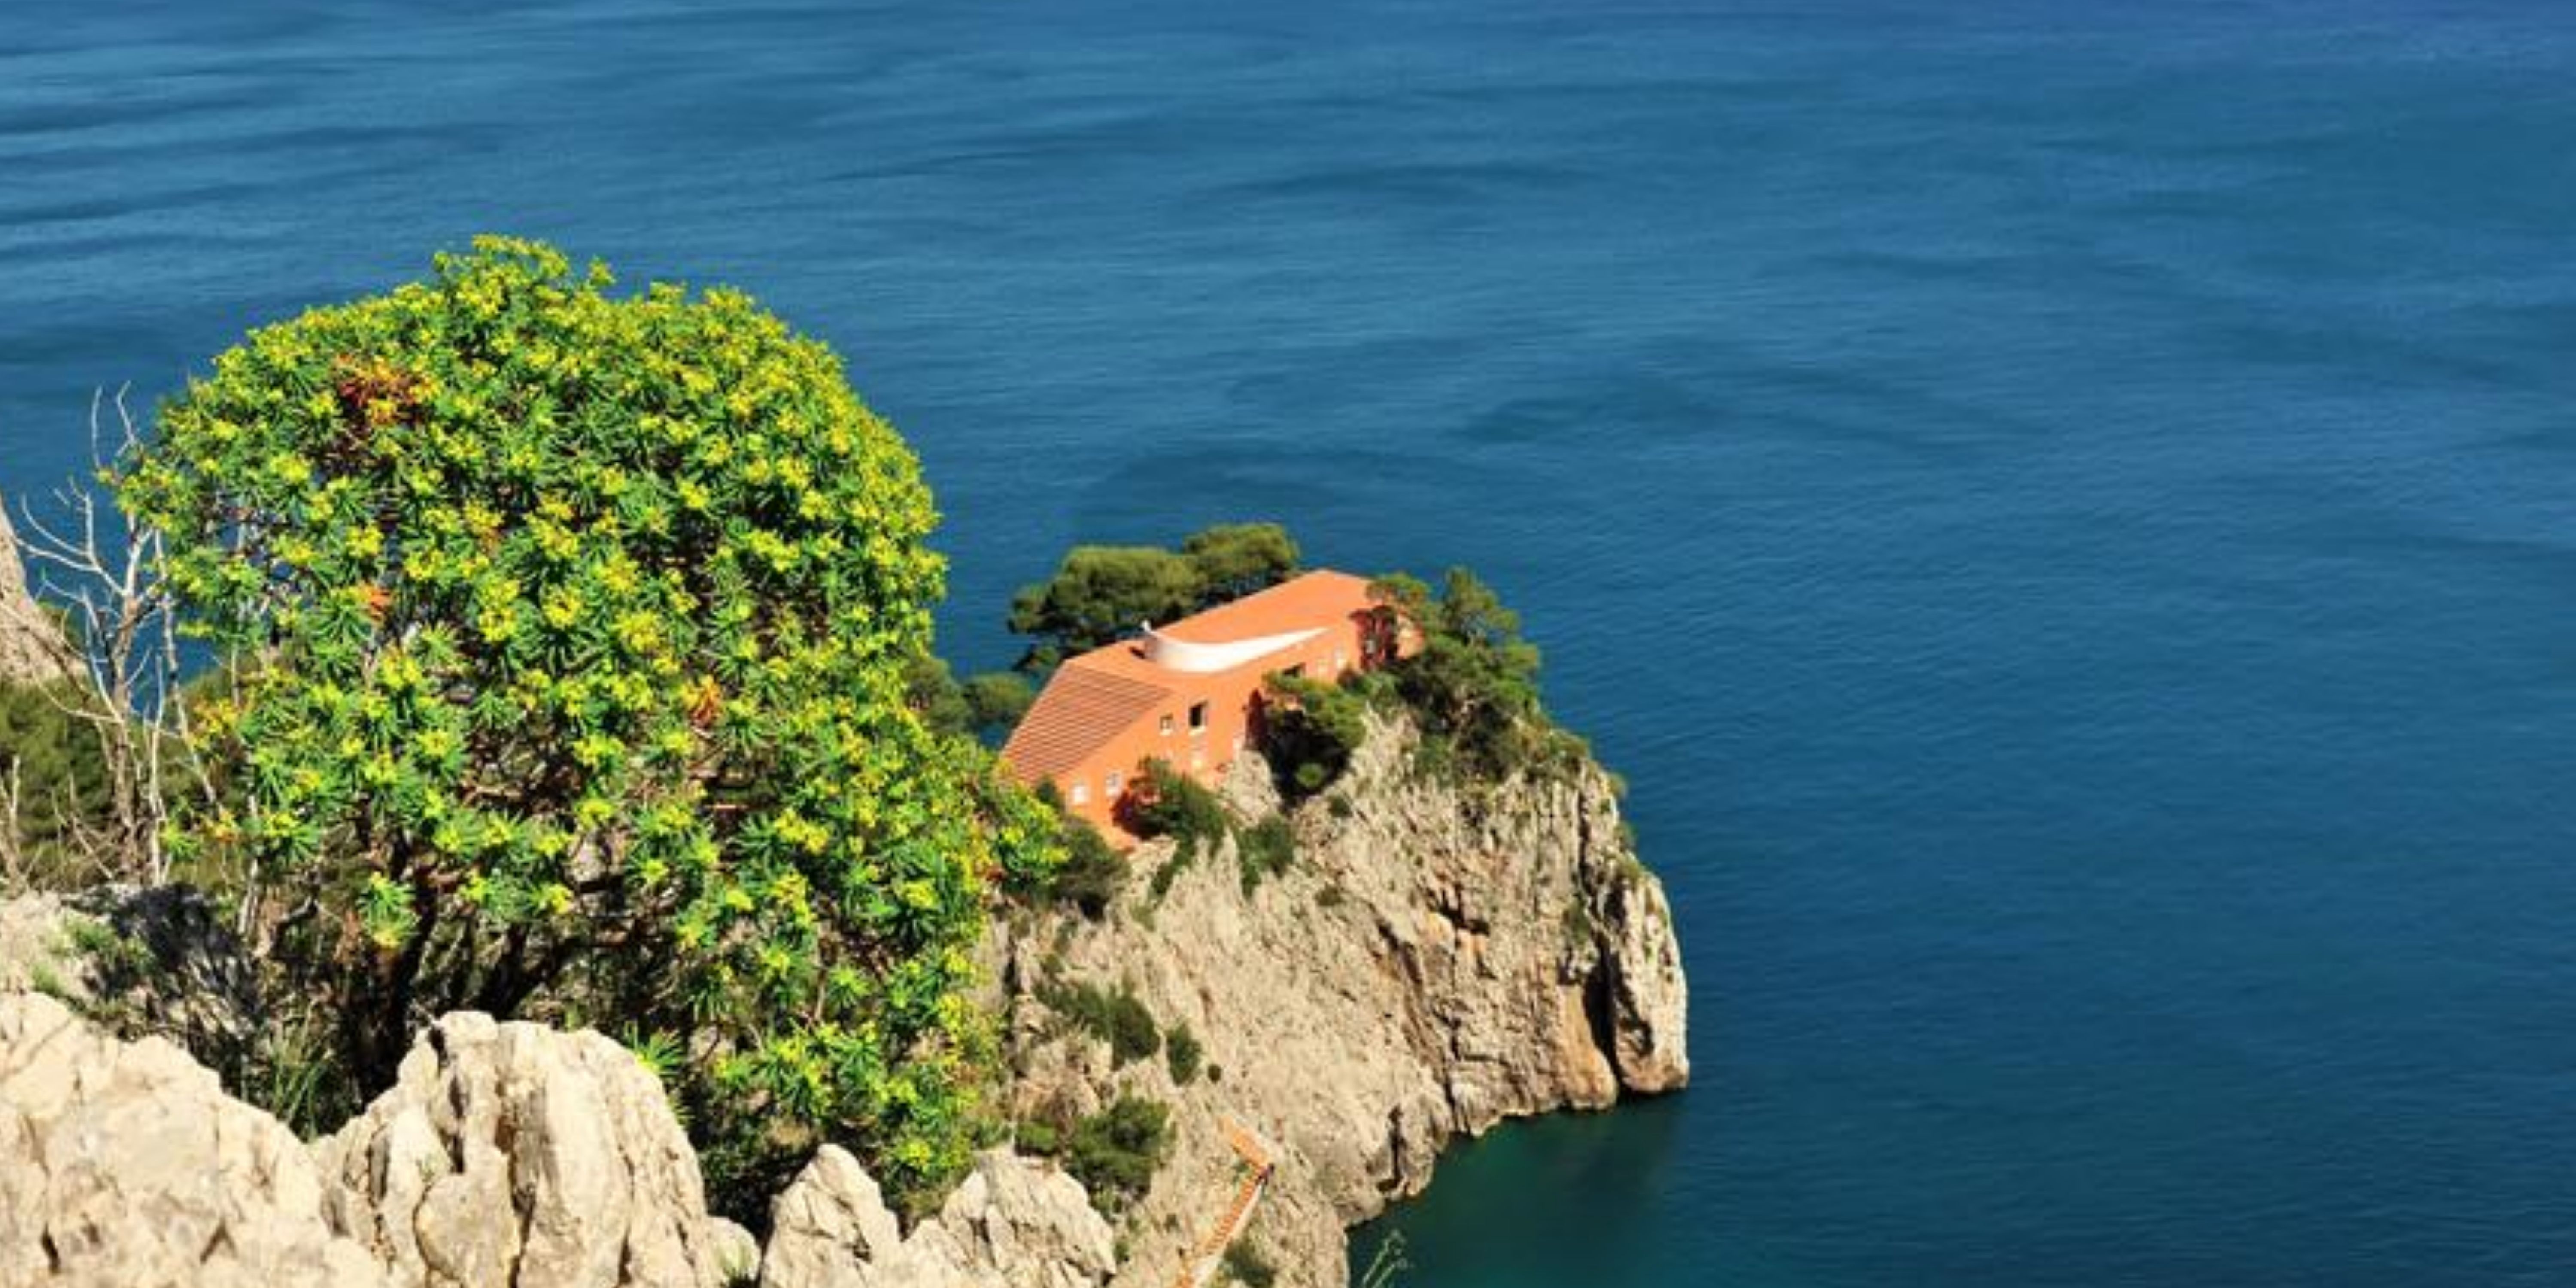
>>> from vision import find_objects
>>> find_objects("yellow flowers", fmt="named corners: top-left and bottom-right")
top-left (775, 808), bottom-right (831, 856)
top-left (532, 517), bottom-right (581, 564)
top-left (464, 500), bottom-right (503, 543)
top-left (541, 585), bottom-right (585, 629)
top-left (477, 600), bottom-right (519, 645)
top-left (126, 240), bottom-right (1060, 1214)
top-left (598, 554), bottom-right (642, 598)
top-left (614, 611), bottom-right (664, 657)
top-left (375, 647), bottom-right (423, 693)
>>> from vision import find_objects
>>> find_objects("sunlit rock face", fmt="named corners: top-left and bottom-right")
top-left (989, 712), bottom-right (1689, 1288)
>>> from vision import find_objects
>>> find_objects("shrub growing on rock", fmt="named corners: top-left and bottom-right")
top-left (1064, 1094), bottom-right (1173, 1214)
top-left (118, 238), bottom-right (1057, 1209)
top-left (1367, 568), bottom-right (1583, 783)
top-left (1047, 813), bottom-right (1130, 918)
top-left (1257, 670), bottom-right (1369, 799)
top-left (1163, 1022), bottom-right (1203, 1084)
top-left (1123, 758), bottom-right (1229, 850)
top-left (1235, 816), bottom-right (1295, 894)
top-left (1040, 978), bottom-right (1160, 1066)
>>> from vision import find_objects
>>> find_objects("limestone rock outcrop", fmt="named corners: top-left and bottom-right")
top-left (0, 991), bottom-right (389, 1288)
top-left (315, 1011), bottom-right (738, 1288)
top-left (0, 500), bottom-right (76, 686)
top-left (762, 1145), bottom-right (1116, 1288)
top-left (0, 885), bottom-right (264, 1070)
top-left (992, 714), bottom-right (1689, 1288)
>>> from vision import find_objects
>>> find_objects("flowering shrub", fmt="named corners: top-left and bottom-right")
top-left (119, 237), bottom-right (1057, 1207)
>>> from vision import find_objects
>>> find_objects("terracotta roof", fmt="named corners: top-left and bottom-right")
top-left (1065, 570), bottom-right (1378, 686)
top-left (1161, 569), bottom-right (1375, 642)
top-left (1001, 665), bottom-right (1174, 780)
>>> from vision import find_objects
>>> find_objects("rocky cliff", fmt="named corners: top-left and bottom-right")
top-left (989, 715), bottom-right (1689, 1288)
top-left (0, 500), bottom-right (77, 687)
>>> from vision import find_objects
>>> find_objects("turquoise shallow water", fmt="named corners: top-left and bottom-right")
top-left (5, 2), bottom-right (2576, 1284)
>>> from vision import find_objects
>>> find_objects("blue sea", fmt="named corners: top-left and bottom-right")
top-left (5, 2), bottom-right (2573, 1284)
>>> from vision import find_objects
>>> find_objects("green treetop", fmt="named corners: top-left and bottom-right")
top-left (1005, 521), bottom-right (1300, 670)
top-left (118, 237), bottom-right (1057, 1209)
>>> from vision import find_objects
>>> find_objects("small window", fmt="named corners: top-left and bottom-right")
top-left (1160, 714), bottom-right (1175, 736)
top-left (1069, 781), bottom-right (1091, 807)
top-left (1334, 648), bottom-right (1347, 671)
top-left (1285, 663), bottom-right (1306, 679)
top-left (1188, 701), bottom-right (1208, 732)
top-left (1106, 770), bottom-right (1124, 797)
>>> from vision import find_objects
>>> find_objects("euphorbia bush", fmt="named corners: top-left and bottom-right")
top-left (119, 237), bottom-right (1056, 1207)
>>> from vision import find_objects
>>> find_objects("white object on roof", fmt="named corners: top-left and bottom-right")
top-left (1138, 624), bottom-right (1324, 675)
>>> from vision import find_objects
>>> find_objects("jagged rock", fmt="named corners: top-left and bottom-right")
top-left (992, 713), bottom-right (1689, 1288)
top-left (762, 1145), bottom-right (1116, 1288)
top-left (0, 501), bottom-right (77, 687)
top-left (1590, 857), bottom-right (1691, 1094)
top-left (316, 1012), bottom-right (736, 1288)
top-left (0, 991), bottom-right (389, 1288)
top-left (0, 885), bottom-right (263, 1071)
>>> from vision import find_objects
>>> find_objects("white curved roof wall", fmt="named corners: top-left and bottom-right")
top-left (1139, 625), bottom-right (1325, 675)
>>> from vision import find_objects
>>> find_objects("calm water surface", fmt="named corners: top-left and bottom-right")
top-left (5, 3), bottom-right (2574, 1284)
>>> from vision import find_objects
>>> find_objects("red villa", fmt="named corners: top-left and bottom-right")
top-left (1001, 569), bottom-right (1403, 842)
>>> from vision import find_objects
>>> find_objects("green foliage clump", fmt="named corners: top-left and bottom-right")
top-left (1368, 569), bottom-right (1582, 783)
top-left (118, 238), bottom-right (1058, 1210)
top-left (1182, 523), bottom-right (1301, 601)
top-left (1221, 1240), bottom-right (1279, 1288)
top-left (1041, 978), bottom-right (1160, 1066)
top-left (1163, 1022), bottom-right (1203, 1084)
top-left (908, 655), bottom-right (1035, 743)
top-left (958, 671), bottom-right (1036, 735)
top-left (1127, 759), bottom-right (1234, 902)
top-left (1064, 1094), bottom-right (1173, 1214)
top-left (1006, 522), bottom-right (1299, 670)
top-left (1041, 811), bottom-right (1129, 919)
top-left (1015, 1118), bottom-right (1063, 1156)
top-left (1235, 816), bottom-right (1295, 894)
top-left (0, 678), bottom-right (112, 881)
top-left (1257, 671), bottom-right (1370, 800)
top-left (1124, 758), bottom-right (1230, 849)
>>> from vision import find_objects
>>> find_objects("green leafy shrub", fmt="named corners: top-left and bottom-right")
top-left (958, 671), bottom-right (1035, 736)
top-left (1045, 813), bottom-right (1129, 918)
top-left (1006, 523), bottom-right (1298, 670)
top-left (0, 678), bottom-right (113, 882)
top-left (1368, 569), bottom-right (1582, 783)
top-left (1065, 1094), bottom-right (1173, 1213)
top-left (1235, 816), bottom-right (1295, 894)
top-left (1221, 1240), bottom-right (1279, 1288)
top-left (118, 238), bottom-right (1058, 1212)
top-left (1257, 671), bottom-right (1369, 800)
top-left (1124, 758), bottom-right (1230, 849)
top-left (1015, 1118), bottom-right (1063, 1156)
top-left (1148, 843), bottom-right (1195, 901)
top-left (1164, 1022), bottom-right (1203, 1084)
top-left (1041, 978), bottom-right (1160, 1065)
top-left (907, 657), bottom-right (1035, 744)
